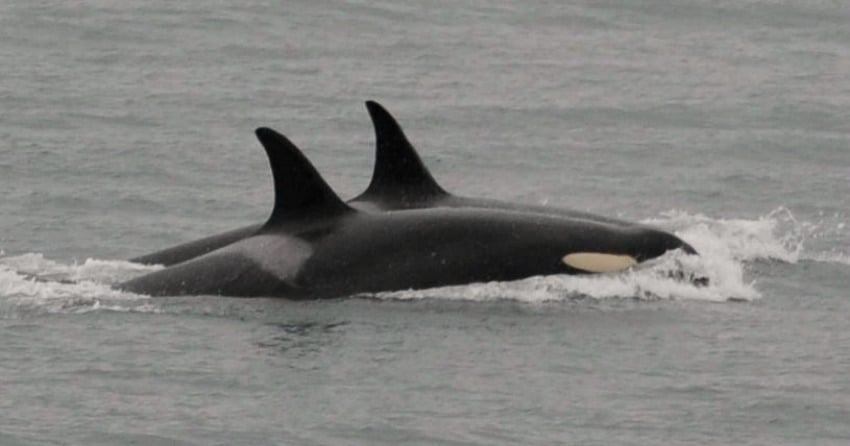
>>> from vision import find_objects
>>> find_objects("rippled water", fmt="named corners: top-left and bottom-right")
top-left (1, 1), bottom-right (849, 445)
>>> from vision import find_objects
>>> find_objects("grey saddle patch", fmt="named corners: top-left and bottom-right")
top-left (219, 234), bottom-right (313, 280)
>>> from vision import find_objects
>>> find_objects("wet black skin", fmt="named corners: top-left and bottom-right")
top-left (119, 127), bottom-right (697, 298)
top-left (296, 209), bottom-right (690, 298)
top-left (120, 207), bottom-right (690, 299)
top-left (129, 224), bottom-right (262, 266)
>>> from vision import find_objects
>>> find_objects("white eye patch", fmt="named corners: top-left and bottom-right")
top-left (562, 252), bottom-right (637, 273)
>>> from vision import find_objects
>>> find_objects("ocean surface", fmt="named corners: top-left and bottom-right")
top-left (1, 1), bottom-right (849, 445)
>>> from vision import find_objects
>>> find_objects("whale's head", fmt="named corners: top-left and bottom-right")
top-left (558, 225), bottom-right (697, 274)
top-left (633, 228), bottom-right (697, 260)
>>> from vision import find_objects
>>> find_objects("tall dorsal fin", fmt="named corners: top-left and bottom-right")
top-left (254, 127), bottom-right (352, 227)
top-left (359, 100), bottom-right (448, 203)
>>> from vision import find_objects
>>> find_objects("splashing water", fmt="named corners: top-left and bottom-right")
top-left (378, 207), bottom-right (838, 303)
top-left (0, 254), bottom-right (160, 316)
top-left (371, 249), bottom-right (751, 304)
top-left (1, 207), bottom-right (844, 313)
top-left (0, 253), bottom-right (160, 284)
top-left (647, 207), bottom-right (806, 263)
top-left (795, 211), bottom-right (849, 266)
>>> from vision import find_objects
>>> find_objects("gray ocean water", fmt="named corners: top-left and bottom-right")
top-left (1, 1), bottom-right (849, 445)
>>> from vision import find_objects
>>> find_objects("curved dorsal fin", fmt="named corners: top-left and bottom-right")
top-left (359, 101), bottom-right (448, 203)
top-left (254, 127), bottom-right (352, 227)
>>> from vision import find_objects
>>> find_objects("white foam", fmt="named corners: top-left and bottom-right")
top-left (644, 207), bottom-right (805, 263)
top-left (371, 249), bottom-right (756, 304)
top-left (793, 212), bottom-right (849, 266)
top-left (0, 253), bottom-right (162, 284)
top-left (0, 254), bottom-right (156, 316)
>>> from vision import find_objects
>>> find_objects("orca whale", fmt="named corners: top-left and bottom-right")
top-left (119, 128), bottom-right (696, 298)
top-left (129, 224), bottom-right (263, 266)
top-left (130, 101), bottom-right (672, 266)
top-left (350, 101), bottom-right (631, 227)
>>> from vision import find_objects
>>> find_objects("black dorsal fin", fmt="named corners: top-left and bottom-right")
top-left (255, 127), bottom-right (353, 226)
top-left (359, 101), bottom-right (448, 203)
